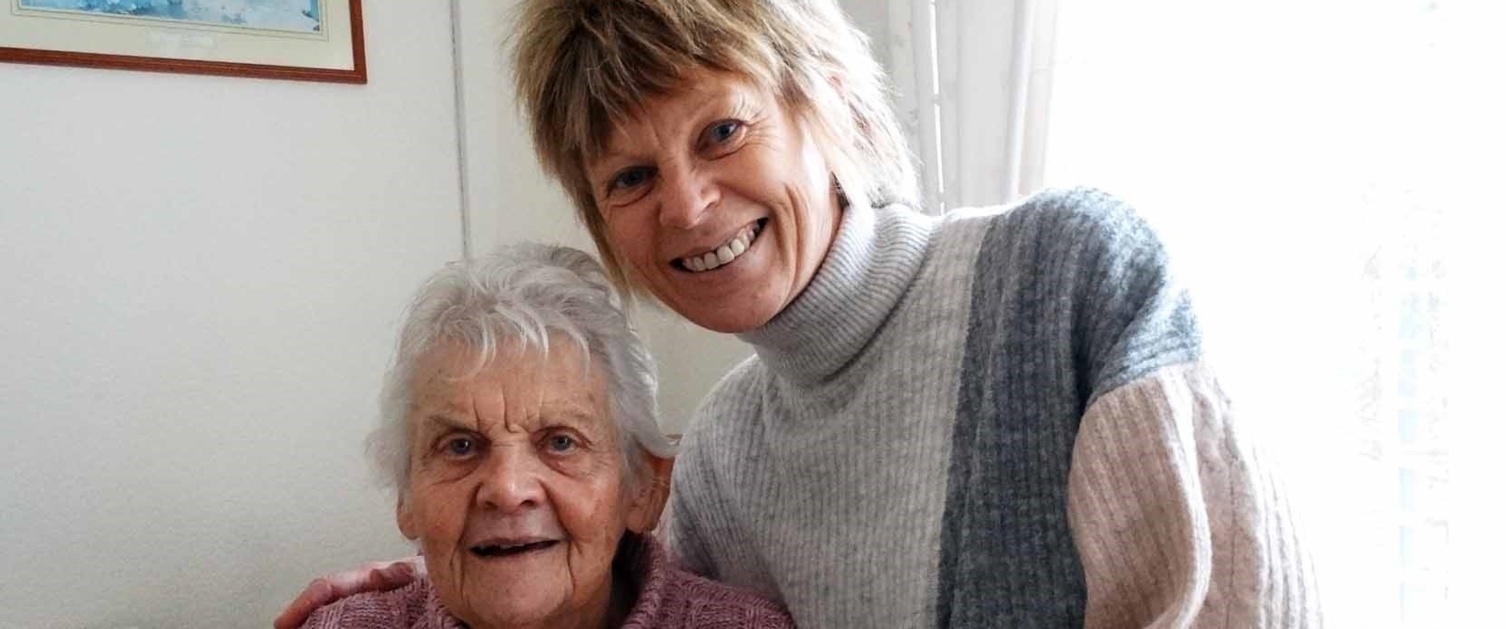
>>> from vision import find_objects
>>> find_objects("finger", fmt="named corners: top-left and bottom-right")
top-left (368, 562), bottom-right (415, 591)
top-left (272, 578), bottom-right (331, 629)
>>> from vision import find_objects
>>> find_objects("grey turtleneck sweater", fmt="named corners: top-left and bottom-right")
top-left (664, 188), bottom-right (1320, 628)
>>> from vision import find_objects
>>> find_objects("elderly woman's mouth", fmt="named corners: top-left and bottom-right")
top-left (469, 539), bottom-right (561, 559)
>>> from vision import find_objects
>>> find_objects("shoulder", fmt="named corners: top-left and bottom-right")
top-left (622, 536), bottom-right (793, 628)
top-left (941, 186), bottom-right (1181, 320)
top-left (299, 580), bottom-right (432, 629)
top-left (676, 353), bottom-right (767, 465)
top-left (698, 352), bottom-right (767, 415)
top-left (655, 565), bottom-right (796, 628)
top-left (664, 354), bottom-right (764, 556)
top-left (919, 187), bottom-right (1167, 300)
top-left (951, 187), bottom-right (1201, 399)
top-left (947, 186), bottom-right (1164, 263)
top-left (667, 353), bottom-right (763, 525)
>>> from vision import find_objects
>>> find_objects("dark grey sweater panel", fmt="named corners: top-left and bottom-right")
top-left (937, 187), bottom-right (1203, 628)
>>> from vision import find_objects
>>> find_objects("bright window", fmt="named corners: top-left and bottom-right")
top-left (885, 0), bottom-right (1506, 625)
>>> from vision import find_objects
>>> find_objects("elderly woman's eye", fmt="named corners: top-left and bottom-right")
top-left (546, 434), bottom-right (577, 453)
top-left (441, 435), bottom-right (479, 458)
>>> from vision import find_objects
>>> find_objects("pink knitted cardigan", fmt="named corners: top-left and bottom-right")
top-left (299, 536), bottom-right (793, 629)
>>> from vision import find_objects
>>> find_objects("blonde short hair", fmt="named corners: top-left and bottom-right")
top-left (512, 0), bottom-right (917, 288)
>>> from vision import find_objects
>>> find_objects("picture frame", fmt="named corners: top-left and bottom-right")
top-left (0, 0), bottom-right (365, 83)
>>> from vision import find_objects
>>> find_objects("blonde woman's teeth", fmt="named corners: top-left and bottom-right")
top-left (681, 224), bottom-right (760, 273)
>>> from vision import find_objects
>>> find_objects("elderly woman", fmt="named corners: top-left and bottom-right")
top-left (281, 0), bottom-right (1321, 627)
top-left (299, 244), bottom-right (793, 629)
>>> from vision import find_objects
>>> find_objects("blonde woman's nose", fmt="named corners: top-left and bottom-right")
top-left (656, 162), bottom-right (719, 229)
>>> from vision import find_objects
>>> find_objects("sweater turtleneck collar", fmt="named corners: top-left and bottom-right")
top-left (738, 203), bottom-right (936, 384)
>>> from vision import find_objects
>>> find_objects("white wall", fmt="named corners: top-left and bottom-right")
top-left (0, 3), bottom-right (899, 627)
top-left (0, 4), bottom-right (463, 628)
top-left (844, 0), bottom-right (893, 70)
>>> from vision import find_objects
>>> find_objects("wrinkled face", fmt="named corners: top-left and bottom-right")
top-left (585, 70), bottom-right (843, 333)
top-left (397, 340), bottom-right (658, 629)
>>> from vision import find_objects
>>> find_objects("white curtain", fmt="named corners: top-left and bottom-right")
top-left (885, 0), bottom-right (1060, 212)
top-left (887, 0), bottom-right (1506, 626)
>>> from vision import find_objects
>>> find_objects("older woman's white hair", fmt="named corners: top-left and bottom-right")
top-left (368, 243), bottom-right (677, 493)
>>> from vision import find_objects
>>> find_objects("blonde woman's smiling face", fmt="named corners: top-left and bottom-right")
top-left (397, 339), bottom-right (659, 629)
top-left (586, 70), bottom-right (843, 333)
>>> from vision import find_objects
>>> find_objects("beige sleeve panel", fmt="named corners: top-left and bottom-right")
top-left (1067, 363), bottom-right (1322, 629)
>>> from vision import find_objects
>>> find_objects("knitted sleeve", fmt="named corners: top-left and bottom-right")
top-left (1046, 190), bottom-right (1322, 627)
top-left (1068, 363), bottom-right (1322, 627)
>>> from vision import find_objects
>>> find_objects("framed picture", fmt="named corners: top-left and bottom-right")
top-left (0, 0), bottom-right (365, 83)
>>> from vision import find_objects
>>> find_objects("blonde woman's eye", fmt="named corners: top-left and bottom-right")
top-left (709, 120), bottom-right (741, 143)
top-left (610, 167), bottom-right (653, 191)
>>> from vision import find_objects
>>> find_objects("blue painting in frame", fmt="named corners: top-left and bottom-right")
top-left (17, 0), bottom-right (324, 34)
top-left (0, 0), bottom-right (364, 83)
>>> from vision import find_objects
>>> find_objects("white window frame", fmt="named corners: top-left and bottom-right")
top-left (885, 0), bottom-right (1060, 212)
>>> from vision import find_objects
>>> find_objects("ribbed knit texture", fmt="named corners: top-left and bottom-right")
top-left (299, 536), bottom-right (793, 629)
top-left (666, 188), bottom-right (1320, 628)
top-left (1068, 363), bottom-right (1321, 628)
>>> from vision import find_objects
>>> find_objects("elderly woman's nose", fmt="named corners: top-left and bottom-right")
top-left (657, 163), bottom-right (719, 229)
top-left (474, 450), bottom-right (547, 513)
